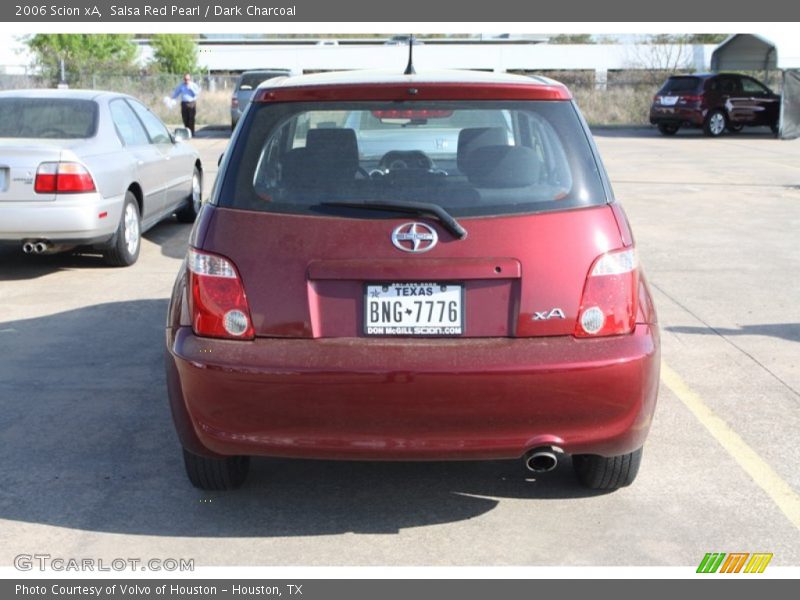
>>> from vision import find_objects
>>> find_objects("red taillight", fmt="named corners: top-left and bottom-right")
top-left (231, 96), bottom-right (239, 109)
top-left (574, 248), bottom-right (639, 338)
top-left (679, 95), bottom-right (702, 103)
top-left (34, 162), bottom-right (96, 194)
top-left (187, 248), bottom-right (254, 340)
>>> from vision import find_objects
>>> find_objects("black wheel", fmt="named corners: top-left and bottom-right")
top-left (703, 110), bottom-right (727, 137)
top-left (103, 191), bottom-right (141, 267)
top-left (573, 447), bottom-right (643, 490)
top-left (176, 166), bottom-right (202, 223)
top-left (182, 449), bottom-right (250, 490)
top-left (728, 123), bottom-right (744, 133)
top-left (657, 123), bottom-right (679, 136)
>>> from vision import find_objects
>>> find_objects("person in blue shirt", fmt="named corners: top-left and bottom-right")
top-left (171, 73), bottom-right (201, 136)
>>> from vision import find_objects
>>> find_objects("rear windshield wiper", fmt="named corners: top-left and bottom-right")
top-left (320, 200), bottom-right (468, 240)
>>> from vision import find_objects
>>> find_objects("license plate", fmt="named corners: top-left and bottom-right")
top-left (364, 282), bottom-right (464, 336)
top-left (660, 96), bottom-right (679, 106)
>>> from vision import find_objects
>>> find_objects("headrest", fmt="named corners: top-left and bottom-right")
top-left (457, 127), bottom-right (509, 173)
top-left (283, 128), bottom-right (360, 187)
top-left (306, 128), bottom-right (359, 169)
top-left (462, 145), bottom-right (541, 188)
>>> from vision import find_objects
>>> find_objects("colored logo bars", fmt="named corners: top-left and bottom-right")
top-left (697, 552), bottom-right (773, 573)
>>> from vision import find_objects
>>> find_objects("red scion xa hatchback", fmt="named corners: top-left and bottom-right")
top-left (165, 70), bottom-right (660, 491)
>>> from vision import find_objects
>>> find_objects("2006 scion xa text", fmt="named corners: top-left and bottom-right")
top-left (165, 68), bottom-right (660, 491)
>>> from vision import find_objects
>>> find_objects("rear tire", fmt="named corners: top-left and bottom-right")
top-left (103, 191), bottom-right (140, 267)
top-left (703, 110), bottom-right (727, 137)
top-left (657, 123), bottom-right (679, 136)
top-left (573, 447), bottom-right (643, 490)
top-left (176, 166), bottom-right (202, 223)
top-left (182, 449), bottom-right (250, 490)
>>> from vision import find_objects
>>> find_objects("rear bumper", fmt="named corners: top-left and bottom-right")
top-left (166, 325), bottom-right (660, 461)
top-left (0, 192), bottom-right (121, 242)
top-left (649, 106), bottom-right (705, 127)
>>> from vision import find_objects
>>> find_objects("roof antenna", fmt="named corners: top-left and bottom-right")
top-left (404, 34), bottom-right (416, 75)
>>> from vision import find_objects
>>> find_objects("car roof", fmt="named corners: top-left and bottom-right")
top-left (668, 73), bottom-right (751, 80)
top-left (240, 69), bottom-right (292, 75)
top-left (0, 89), bottom-right (125, 101)
top-left (253, 69), bottom-right (571, 102)
top-left (260, 69), bottom-right (561, 89)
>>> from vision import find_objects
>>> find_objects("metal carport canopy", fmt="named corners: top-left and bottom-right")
top-left (711, 34), bottom-right (800, 139)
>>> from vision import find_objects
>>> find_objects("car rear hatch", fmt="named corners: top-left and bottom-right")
top-left (195, 87), bottom-right (634, 341)
top-left (200, 205), bottom-right (628, 338)
top-left (654, 76), bottom-right (704, 108)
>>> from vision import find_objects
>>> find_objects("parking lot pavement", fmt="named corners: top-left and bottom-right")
top-left (0, 129), bottom-right (798, 567)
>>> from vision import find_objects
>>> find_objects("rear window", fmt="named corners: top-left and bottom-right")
top-left (660, 77), bottom-right (702, 94)
top-left (0, 98), bottom-right (98, 139)
top-left (238, 72), bottom-right (289, 91)
top-left (219, 100), bottom-right (607, 218)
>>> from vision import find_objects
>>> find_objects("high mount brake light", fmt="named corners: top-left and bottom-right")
top-left (34, 162), bottom-right (96, 194)
top-left (371, 109), bottom-right (453, 119)
top-left (575, 247), bottom-right (639, 337)
top-left (187, 248), bottom-right (254, 340)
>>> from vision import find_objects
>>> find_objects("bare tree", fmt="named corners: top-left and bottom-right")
top-left (625, 35), bottom-right (695, 86)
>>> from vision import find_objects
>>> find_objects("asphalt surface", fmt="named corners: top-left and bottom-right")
top-left (1, 126), bottom-right (798, 567)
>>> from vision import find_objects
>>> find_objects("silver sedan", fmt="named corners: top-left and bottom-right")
top-left (0, 89), bottom-right (202, 266)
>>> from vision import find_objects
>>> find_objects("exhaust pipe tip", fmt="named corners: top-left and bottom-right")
top-left (524, 447), bottom-right (559, 473)
top-left (22, 242), bottom-right (34, 254)
top-left (34, 242), bottom-right (48, 254)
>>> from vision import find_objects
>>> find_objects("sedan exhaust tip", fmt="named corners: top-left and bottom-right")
top-left (22, 241), bottom-right (51, 254)
top-left (523, 447), bottom-right (559, 473)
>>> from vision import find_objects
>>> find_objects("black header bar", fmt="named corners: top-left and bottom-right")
top-left (2, 0), bottom-right (798, 22)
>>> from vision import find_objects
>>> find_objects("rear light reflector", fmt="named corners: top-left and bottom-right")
top-left (34, 162), bottom-right (96, 194)
top-left (187, 248), bottom-right (254, 340)
top-left (575, 247), bottom-right (639, 338)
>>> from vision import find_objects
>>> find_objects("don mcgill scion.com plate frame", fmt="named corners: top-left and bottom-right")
top-left (364, 282), bottom-right (465, 336)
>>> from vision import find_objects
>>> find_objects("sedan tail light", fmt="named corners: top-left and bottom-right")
top-left (574, 247), bottom-right (639, 337)
top-left (187, 248), bottom-right (254, 340)
top-left (231, 96), bottom-right (239, 109)
top-left (679, 95), bottom-right (702, 103)
top-left (34, 162), bottom-right (96, 194)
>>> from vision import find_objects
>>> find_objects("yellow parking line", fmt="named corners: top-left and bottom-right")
top-left (661, 363), bottom-right (800, 530)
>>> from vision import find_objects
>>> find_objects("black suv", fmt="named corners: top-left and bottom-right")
top-left (650, 73), bottom-right (780, 137)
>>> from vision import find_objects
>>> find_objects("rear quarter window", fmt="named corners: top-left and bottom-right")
top-left (218, 100), bottom-right (607, 218)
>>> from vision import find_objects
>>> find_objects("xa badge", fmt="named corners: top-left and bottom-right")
top-left (533, 308), bottom-right (566, 320)
top-left (391, 222), bottom-right (438, 253)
